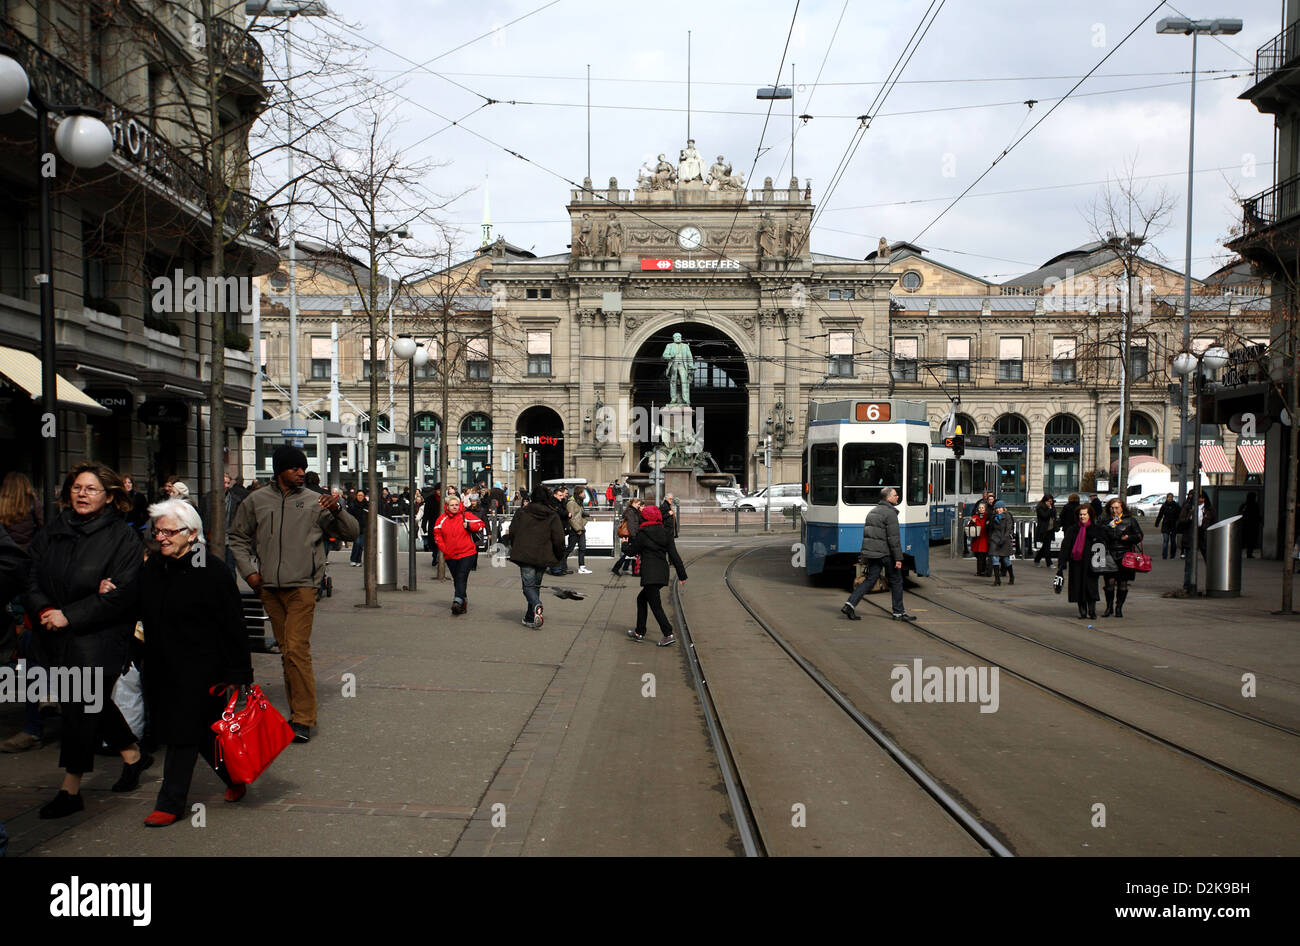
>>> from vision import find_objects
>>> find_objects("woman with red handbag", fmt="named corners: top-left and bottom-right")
top-left (1100, 498), bottom-right (1144, 619)
top-left (138, 499), bottom-right (253, 827)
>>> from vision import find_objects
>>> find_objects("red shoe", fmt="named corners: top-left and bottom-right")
top-left (143, 810), bottom-right (178, 828)
top-left (224, 784), bottom-right (247, 803)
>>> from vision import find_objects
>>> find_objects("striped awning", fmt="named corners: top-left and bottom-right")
top-left (1199, 443), bottom-right (1234, 474)
top-left (1237, 441), bottom-right (1266, 475)
top-left (0, 346), bottom-right (111, 415)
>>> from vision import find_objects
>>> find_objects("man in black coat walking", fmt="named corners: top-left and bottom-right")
top-left (507, 485), bottom-right (566, 628)
top-left (842, 487), bottom-right (915, 622)
top-left (1154, 492), bottom-right (1180, 559)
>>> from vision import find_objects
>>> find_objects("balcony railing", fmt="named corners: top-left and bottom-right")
top-left (1253, 19), bottom-right (1300, 87)
top-left (0, 16), bottom-right (276, 247)
top-left (212, 17), bottom-right (265, 84)
top-left (1239, 172), bottom-right (1300, 240)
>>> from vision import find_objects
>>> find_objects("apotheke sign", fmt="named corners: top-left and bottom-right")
top-left (640, 258), bottom-right (742, 272)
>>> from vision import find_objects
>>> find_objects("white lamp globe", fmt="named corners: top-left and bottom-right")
top-left (392, 333), bottom-right (417, 361)
top-left (0, 53), bottom-right (30, 114)
top-left (1203, 346), bottom-right (1230, 371)
top-left (412, 345), bottom-right (429, 369)
top-left (55, 112), bottom-right (114, 168)
top-left (1172, 352), bottom-right (1197, 377)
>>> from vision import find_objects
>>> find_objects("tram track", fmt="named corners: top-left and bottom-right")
top-left (671, 544), bottom-right (1010, 857)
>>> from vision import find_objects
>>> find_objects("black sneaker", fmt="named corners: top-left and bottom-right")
top-left (291, 723), bottom-right (311, 744)
top-left (892, 612), bottom-right (917, 622)
top-left (841, 603), bottom-right (861, 621)
top-left (656, 634), bottom-right (676, 647)
top-left (111, 752), bottom-right (154, 792)
top-left (626, 629), bottom-right (646, 642)
top-left (39, 790), bottom-right (84, 820)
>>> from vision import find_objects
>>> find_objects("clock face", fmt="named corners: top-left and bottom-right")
top-left (677, 225), bottom-right (703, 250)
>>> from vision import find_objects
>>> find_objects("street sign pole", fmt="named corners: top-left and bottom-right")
top-left (764, 435), bottom-right (772, 533)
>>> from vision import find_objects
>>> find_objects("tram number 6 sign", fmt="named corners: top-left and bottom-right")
top-left (855, 402), bottom-right (892, 422)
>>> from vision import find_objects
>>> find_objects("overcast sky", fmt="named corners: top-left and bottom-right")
top-left (292, 0), bottom-right (1284, 282)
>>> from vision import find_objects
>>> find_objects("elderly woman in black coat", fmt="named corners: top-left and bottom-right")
top-left (1100, 497), bottom-right (1144, 618)
top-left (26, 463), bottom-right (148, 819)
top-left (1056, 504), bottom-right (1107, 619)
top-left (138, 498), bottom-right (253, 827)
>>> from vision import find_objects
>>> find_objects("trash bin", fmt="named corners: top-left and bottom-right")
top-left (1205, 514), bottom-right (1242, 598)
top-left (376, 515), bottom-right (399, 591)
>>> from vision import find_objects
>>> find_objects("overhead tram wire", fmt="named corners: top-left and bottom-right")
top-left (809, 0), bottom-right (947, 241)
top-left (384, 0), bottom-right (567, 79)
top-left (771, 0), bottom-right (850, 183)
top-left (909, 0), bottom-right (1170, 246)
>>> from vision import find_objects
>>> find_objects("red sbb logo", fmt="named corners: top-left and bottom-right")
top-left (641, 258), bottom-right (674, 271)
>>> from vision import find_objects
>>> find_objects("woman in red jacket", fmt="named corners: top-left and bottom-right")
top-left (433, 494), bottom-right (484, 616)
top-left (969, 500), bottom-right (990, 577)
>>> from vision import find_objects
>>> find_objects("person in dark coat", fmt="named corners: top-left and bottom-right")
top-left (1057, 505), bottom-right (1106, 619)
top-left (1238, 493), bottom-right (1262, 558)
top-left (1153, 492), bottom-right (1180, 559)
top-left (624, 504), bottom-right (686, 645)
top-left (842, 486), bottom-right (915, 621)
top-left (1033, 495), bottom-right (1056, 567)
top-left (0, 523), bottom-right (27, 603)
top-left (611, 498), bottom-right (643, 576)
top-left (506, 485), bottom-right (566, 628)
top-left (347, 490), bottom-right (369, 566)
top-left (659, 493), bottom-right (680, 538)
top-left (1099, 498), bottom-right (1143, 618)
top-left (25, 463), bottom-right (150, 820)
top-left (1089, 494), bottom-right (1104, 522)
top-left (985, 500), bottom-right (1017, 586)
top-left (1178, 492), bottom-right (1216, 561)
top-left (0, 473), bottom-right (44, 753)
top-left (138, 498), bottom-right (253, 827)
top-left (1059, 493), bottom-right (1081, 533)
top-left (121, 475), bottom-right (150, 534)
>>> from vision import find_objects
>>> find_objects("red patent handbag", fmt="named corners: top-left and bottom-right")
top-left (209, 684), bottom-right (294, 785)
top-left (1121, 543), bottom-right (1153, 573)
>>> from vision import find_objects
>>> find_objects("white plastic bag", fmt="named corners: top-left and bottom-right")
top-left (112, 664), bottom-right (146, 741)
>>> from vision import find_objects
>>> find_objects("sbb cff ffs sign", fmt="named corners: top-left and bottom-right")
top-left (642, 258), bottom-right (674, 271)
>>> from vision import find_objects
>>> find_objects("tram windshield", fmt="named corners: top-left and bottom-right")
top-left (842, 443), bottom-right (903, 505)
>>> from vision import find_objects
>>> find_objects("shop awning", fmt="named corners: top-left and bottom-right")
top-left (1198, 443), bottom-right (1234, 474)
top-left (1237, 441), bottom-right (1266, 475)
top-left (0, 347), bottom-right (111, 415)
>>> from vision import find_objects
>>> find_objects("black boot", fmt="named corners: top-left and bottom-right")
top-left (1077, 602), bottom-right (1088, 619)
top-left (1115, 588), bottom-right (1127, 618)
top-left (993, 567), bottom-right (1001, 586)
top-left (112, 752), bottom-right (154, 792)
top-left (1101, 587), bottom-right (1114, 617)
top-left (1006, 564), bottom-right (1015, 585)
top-left (39, 790), bottom-right (84, 819)
top-left (1088, 601), bottom-right (1096, 619)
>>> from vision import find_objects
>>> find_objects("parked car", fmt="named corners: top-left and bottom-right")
top-left (714, 487), bottom-right (745, 509)
top-left (1130, 493), bottom-right (1167, 517)
top-left (737, 483), bottom-right (806, 513)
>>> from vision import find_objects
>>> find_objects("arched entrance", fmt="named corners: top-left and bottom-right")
top-left (413, 412), bottom-right (441, 486)
top-left (992, 413), bottom-right (1029, 503)
top-left (516, 406), bottom-right (565, 488)
top-left (459, 412), bottom-right (492, 487)
top-left (955, 412), bottom-right (978, 436)
top-left (630, 323), bottom-right (750, 487)
top-left (1109, 411), bottom-right (1158, 464)
top-left (1044, 414), bottom-right (1083, 495)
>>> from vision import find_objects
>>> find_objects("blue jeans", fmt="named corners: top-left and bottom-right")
top-left (1161, 532), bottom-right (1176, 559)
top-left (446, 555), bottom-right (473, 603)
top-left (990, 555), bottom-right (1010, 569)
top-left (847, 558), bottom-right (905, 615)
top-left (519, 565), bottom-right (544, 620)
top-left (350, 530), bottom-right (365, 564)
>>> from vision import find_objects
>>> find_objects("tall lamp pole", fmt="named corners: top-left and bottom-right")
top-left (0, 47), bottom-right (114, 520)
top-left (1157, 16), bottom-right (1242, 502)
top-left (394, 334), bottom-right (427, 591)
top-left (1173, 344), bottom-right (1229, 594)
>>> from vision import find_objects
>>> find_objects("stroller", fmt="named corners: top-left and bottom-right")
top-left (317, 534), bottom-right (338, 600)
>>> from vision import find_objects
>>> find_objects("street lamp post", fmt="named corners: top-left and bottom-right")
top-left (0, 47), bottom-right (114, 520)
top-left (394, 334), bottom-right (428, 591)
top-left (1172, 344), bottom-right (1230, 594)
top-left (1157, 16), bottom-right (1242, 504)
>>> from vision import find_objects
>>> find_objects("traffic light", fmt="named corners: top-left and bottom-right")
top-left (943, 434), bottom-right (965, 458)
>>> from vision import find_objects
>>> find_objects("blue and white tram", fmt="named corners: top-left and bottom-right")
top-left (926, 434), bottom-right (999, 541)
top-left (802, 398), bottom-right (932, 580)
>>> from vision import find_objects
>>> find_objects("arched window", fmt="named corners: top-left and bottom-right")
top-left (954, 412), bottom-right (977, 436)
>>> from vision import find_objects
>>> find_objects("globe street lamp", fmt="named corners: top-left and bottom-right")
top-left (1156, 16), bottom-right (1242, 507)
top-left (0, 46), bottom-right (114, 519)
top-left (1172, 343), bottom-right (1230, 594)
top-left (394, 333), bottom-right (427, 590)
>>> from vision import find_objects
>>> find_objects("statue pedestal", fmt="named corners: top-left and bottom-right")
top-left (658, 404), bottom-right (698, 444)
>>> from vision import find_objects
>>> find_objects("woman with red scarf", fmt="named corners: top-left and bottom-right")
top-left (1056, 505), bottom-right (1106, 620)
top-left (623, 504), bottom-right (686, 646)
top-left (433, 494), bottom-right (484, 616)
top-left (968, 501), bottom-right (989, 577)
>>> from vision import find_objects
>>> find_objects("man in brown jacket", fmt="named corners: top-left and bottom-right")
top-left (228, 445), bottom-right (358, 743)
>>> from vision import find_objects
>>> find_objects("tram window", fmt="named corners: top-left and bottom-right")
top-left (960, 460), bottom-right (972, 494)
top-left (810, 443), bottom-right (838, 505)
top-left (907, 443), bottom-right (928, 506)
top-left (971, 461), bottom-right (984, 492)
top-left (842, 443), bottom-right (903, 505)
top-left (930, 461), bottom-right (944, 499)
top-left (944, 460), bottom-right (956, 496)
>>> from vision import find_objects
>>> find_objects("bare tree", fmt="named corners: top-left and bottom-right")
top-left (1085, 163), bottom-right (1176, 500)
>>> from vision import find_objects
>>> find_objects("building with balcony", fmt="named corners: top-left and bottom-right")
top-left (1222, 0), bottom-right (1300, 559)
top-left (0, 2), bottom-right (277, 501)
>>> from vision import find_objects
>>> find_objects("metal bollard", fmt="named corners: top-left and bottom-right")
top-left (950, 515), bottom-right (962, 558)
top-left (734, 505), bottom-right (740, 534)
